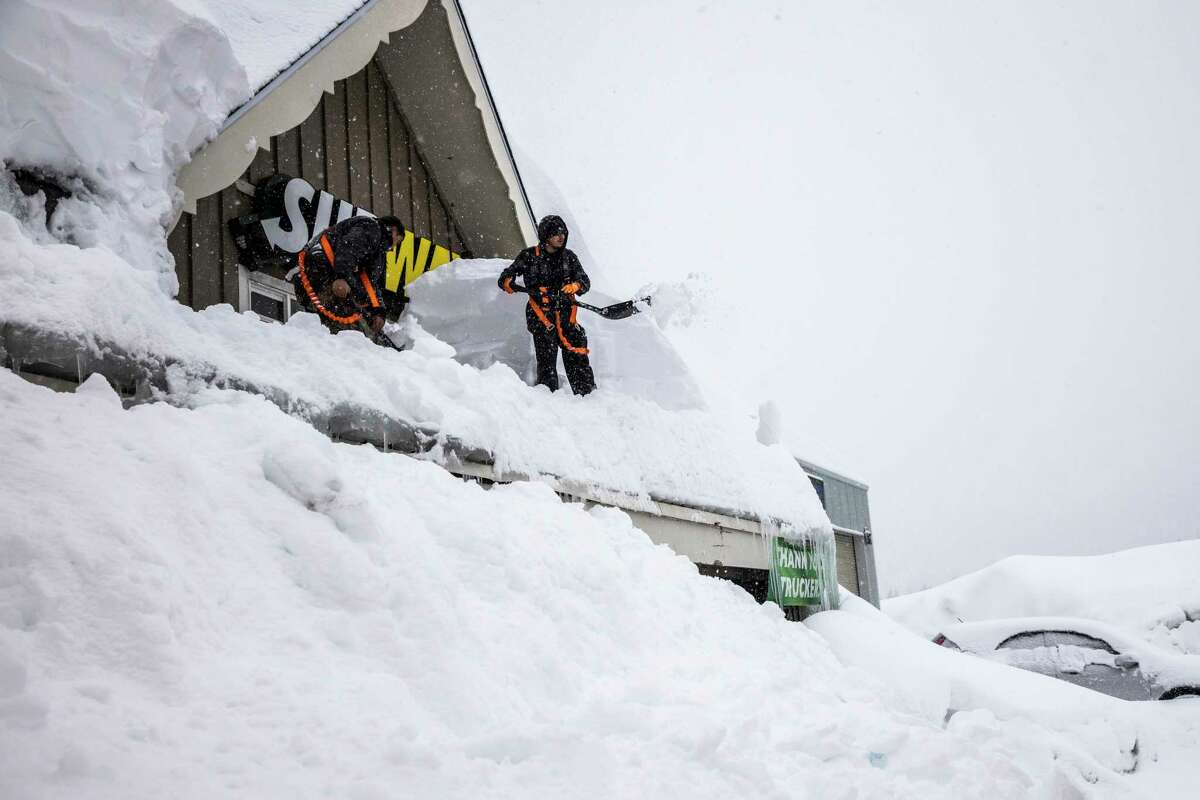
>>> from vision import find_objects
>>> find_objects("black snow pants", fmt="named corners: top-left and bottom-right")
top-left (528, 305), bottom-right (595, 395)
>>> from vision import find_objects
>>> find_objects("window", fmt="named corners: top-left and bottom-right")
top-left (808, 475), bottom-right (826, 509)
top-left (997, 630), bottom-right (1118, 654)
top-left (250, 289), bottom-right (286, 322)
top-left (240, 265), bottom-right (302, 324)
top-left (997, 632), bottom-right (1045, 650)
top-left (1042, 631), bottom-right (1117, 654)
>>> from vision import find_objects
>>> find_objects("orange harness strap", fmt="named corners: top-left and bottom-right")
top-left (298, 248), bottom-right (362, 326)
top-left (555, 310), bottom-right (589, 355)
top-left (528, 296), bottom-right (553, 329)
top-left (359, 272), bottom-right (381, 308)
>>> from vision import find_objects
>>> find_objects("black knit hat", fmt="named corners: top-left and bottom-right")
top-left (537, 215), bottom-right (568, 245)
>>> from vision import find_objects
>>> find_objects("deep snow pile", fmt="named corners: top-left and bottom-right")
top-left (0, 371), bottom-right (1161, 798)
top-left (885, 542), bottom-right (1200, 655)
top-left (0, 0), bottom-right (247, 283)
top-left (0, 0), bottom-right (822, 533)
top-left (406, 258), bottom-right (705, 411)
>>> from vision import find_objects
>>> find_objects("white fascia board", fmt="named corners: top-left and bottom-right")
top-left (442, 0), bottom-right (538, 245)
top-left (175, 0), bottom-right (427, 215)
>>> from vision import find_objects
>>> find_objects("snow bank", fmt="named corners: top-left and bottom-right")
top-left (885, 542), bottom-right (1200, 654)
top-left (807, 595), bottom-right (1200, 796)
top-left (0, 371), bottom-right (1160, 798)
top-left (0, 208), bottom-right (828, 533)
top-left (0, 0), bottom-right (247, 282)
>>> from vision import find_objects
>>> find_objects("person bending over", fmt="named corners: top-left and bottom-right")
top-left (292, 215), bottom-right (406, 337)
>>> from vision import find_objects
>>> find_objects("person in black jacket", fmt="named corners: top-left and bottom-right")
top-left (497, 215), bottom-right (596, 395)
top-left (292, 215), bottom-right (407, 336)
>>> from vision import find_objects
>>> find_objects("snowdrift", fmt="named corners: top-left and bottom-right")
top-left (406, 258), bottom-right (705, 412)
top-left (0, 372), bottom-right (1154, 798)
top-left (885, 543), bottom-right (1200, 654)
top-left (3, 1), bottom-right (1198, 796)
top-left (0, 205), bottom-right (826, 534)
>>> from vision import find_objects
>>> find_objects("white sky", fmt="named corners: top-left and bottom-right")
top-left (464, 0), bottom-right (1200, 593)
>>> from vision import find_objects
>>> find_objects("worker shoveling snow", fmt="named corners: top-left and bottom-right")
top-left (2, 0), bottom-right (1199, 797)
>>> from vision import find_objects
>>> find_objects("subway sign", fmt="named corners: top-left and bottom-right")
top-left (228, 174), bottom-right (459, 289)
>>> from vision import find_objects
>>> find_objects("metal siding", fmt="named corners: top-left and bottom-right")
top-left (826, 480), bottom-right (850, 530)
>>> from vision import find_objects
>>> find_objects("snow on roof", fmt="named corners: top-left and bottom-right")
top-left (0, 210), bottom-right (830, 533)
top-left (191, 0), bottom-right (372, 94)
top-left (0, 0), bottom-right (827, 531)
top-left (4, 368), bottom-right (1174, 796)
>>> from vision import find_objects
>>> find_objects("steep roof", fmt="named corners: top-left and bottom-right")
top-left (176, 0), bottom-right (536, 254)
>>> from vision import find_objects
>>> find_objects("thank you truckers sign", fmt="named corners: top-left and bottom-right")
top-left (766, 536), bottom-right (824, 607)
top-left (228, 174), bottom-right (459, 290)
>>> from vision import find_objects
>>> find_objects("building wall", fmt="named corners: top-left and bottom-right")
top-left (802, 462), bottom-right (879, 606)
top-left (169, 57), bottom-right (469, 311)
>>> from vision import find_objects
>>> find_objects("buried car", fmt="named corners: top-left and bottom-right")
top-left (933, 617), bottom-right (1200, 701)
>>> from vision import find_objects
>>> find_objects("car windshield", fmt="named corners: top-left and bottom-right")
top-left (996, 630), bottom-right (1117, 654)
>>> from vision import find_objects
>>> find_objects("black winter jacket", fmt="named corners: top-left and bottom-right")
top-left (498, 214), bottom-right (591, 332)
top-left (295, 216), bottom-right (406, 324)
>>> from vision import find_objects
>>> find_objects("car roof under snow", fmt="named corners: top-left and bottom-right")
top-left (939, 616), bottom-right (1150, 653)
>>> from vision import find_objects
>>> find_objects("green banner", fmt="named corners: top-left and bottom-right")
top-left (766, 536), bottom-right (824, 607)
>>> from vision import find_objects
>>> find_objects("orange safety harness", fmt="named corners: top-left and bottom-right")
top-left (526, 244), bottom-right (589, 354)
top-left (297, 233), bottom-right (382, 326)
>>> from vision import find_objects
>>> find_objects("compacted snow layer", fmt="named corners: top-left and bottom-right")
top-left (0, 209), bottom-right (829, 534)
top-left (406, 258), bottom-right (706, 412)
top-left (0, 371), bottom-right (1174, 799)
top-left (885, 543), bottom-right (1200, 654)
top-left (0, 0), bottom-right (247, 282)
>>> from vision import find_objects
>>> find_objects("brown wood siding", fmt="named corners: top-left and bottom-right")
top-left (366, 62), bottom-right (392, 216)
top-left (345, 71), bottom-right (371, 209)
top-left (409, 149), bottom-right (431, 239)
top-left (191, 194), bottom-right (223, 309)
top-left (168, 211), bottom-right (192, 306)
top-left (387, 99), bottom-right (412, 226)
top-left (323, 80), bottom-right (350, 200)
top-left (219, 186), bottom-right (245, 305)
top-left (170, 56), bottom-right (467, 312)
top-left (299, 97), bottom-right (325, 187)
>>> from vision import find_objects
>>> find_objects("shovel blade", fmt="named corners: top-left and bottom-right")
top-left (598, 300), bottom-right (639, 319)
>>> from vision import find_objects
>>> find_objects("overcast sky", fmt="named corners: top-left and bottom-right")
top-left (465, 1), bottom-right (1200, 593)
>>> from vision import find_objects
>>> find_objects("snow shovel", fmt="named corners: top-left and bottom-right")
top-left (511, 283), bottom-right (651, 320)
top-left (346, 294), bottom-right (404, 351)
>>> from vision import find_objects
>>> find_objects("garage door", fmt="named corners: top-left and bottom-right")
top-left (834, 532), bottom-right (860, 595)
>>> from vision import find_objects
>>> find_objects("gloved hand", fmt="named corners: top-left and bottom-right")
top-left (562, 282), bottom-right (581, 295)
top-left (370, 314), bottom-right (386, 335)
top-left (502, 278), bottom-right (515, 294)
